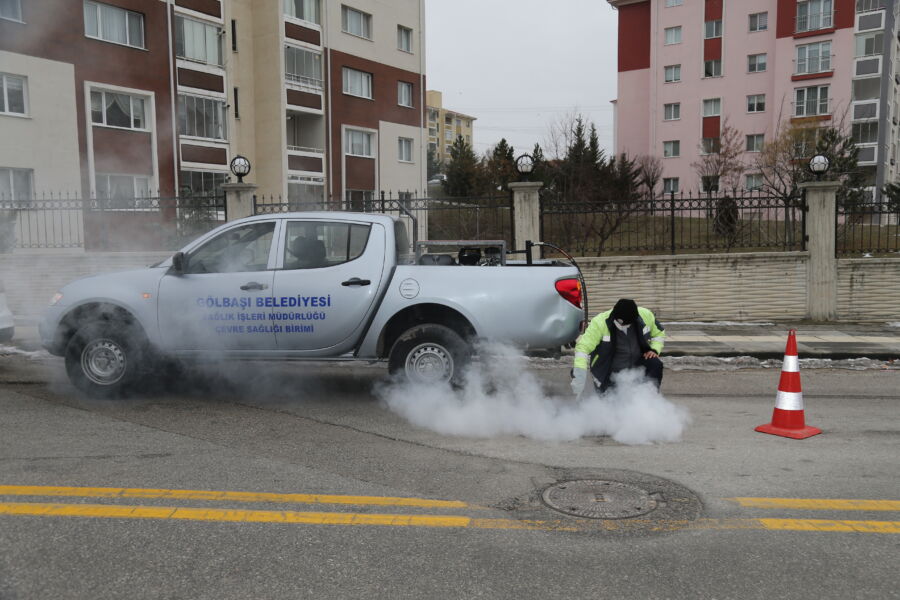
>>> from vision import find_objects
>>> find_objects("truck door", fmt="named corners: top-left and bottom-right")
top-left (271, 220), bottom-right (385, 351)
top-left (158, 221), bottom-right (278, 351)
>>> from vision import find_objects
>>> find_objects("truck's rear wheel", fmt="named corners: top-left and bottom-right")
top-left (388, 324), bottom-right (468, 385)
top-left (65, 322), bottom-right (146, 398)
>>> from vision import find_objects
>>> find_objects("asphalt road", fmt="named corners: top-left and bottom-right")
top-left (0, 352), bottom-right (898, 600)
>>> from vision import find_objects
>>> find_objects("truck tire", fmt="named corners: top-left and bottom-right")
top-left (388, 324), bottom-right (469, 385)
top-left (65, 321), bottom-right (147, 398)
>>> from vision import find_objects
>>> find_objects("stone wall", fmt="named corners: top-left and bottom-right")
top-left (1, 251), bottom-right (172, 318)
top-left (578, 252), bottom-right (810, 321)
top-left (837, 258), bottom-right (900, 321)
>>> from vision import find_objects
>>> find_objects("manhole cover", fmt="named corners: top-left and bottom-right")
top-left (541, 480), bottom-right (657, 519)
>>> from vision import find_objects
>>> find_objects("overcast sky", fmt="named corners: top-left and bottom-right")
top-left (424, 0), bottom-right (620, 159)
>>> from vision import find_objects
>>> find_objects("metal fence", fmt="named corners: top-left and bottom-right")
top-left (0, 194), bottom-right (226, 251)
top-left (253, 193), bottom-right (514, 247)
top-left (540, 190), bottom-right (807, 256)
top-left (836, 200), bottom-right (900, 256)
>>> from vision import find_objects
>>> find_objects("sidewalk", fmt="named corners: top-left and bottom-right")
top-left (6, 319), bottom-right (900, 360)
top-left (662, 321), bottom-right (900, 360)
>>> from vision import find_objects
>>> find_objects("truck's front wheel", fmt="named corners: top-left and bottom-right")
top-left (388, 324), bottom-right (468, 385)
top-left (65, 322), bottom-right (146, 398)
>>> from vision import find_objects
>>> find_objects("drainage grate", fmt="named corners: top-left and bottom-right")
top-left (541, 480), bottom-right (659, 519)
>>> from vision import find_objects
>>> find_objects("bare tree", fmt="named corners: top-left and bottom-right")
top-left (691, 119), bottom-right (746, 193)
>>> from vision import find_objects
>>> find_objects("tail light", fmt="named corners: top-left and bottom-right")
top-left (555, 278), bottom-right (582, 309)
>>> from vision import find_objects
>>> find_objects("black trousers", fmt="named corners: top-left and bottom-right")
top-left (597, 356), bottom-right (664, 393)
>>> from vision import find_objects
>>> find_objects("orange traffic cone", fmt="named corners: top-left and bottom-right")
top-left (755, 330), bottom-right (822, 439)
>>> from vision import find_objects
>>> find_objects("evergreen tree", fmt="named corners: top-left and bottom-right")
top-left (484, 138), bottom-right (517, 192)
top-left (443, 136), bottom-right (482, 197)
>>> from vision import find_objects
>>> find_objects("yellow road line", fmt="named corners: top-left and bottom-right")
top-left (0, 485), bottom-right (470, 509)
top-left (0, 502), bottom-right (573, 531)
top-left (1, 502), bottom-right (899, 534)
top-left (729, 497), bottom-right (900, 511)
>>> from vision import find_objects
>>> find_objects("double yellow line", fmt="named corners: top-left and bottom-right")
top-left (0, 485), bottom-right (898, 534)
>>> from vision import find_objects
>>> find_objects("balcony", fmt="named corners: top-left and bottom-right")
top-left (285, 72), bottom-right (323, 94)
top-left (856, 0), bottom-right (886, 14)
top-left (286, 111), bottom-right (325, 174)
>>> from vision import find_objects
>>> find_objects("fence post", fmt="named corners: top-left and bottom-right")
top-left (800, 180), bottom-right (840, 321)
top-left (221, 183), bottom-right (258, 221)
top-left (509, 181), bottom-right (543, 262)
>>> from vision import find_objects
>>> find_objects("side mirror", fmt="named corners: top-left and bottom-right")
top-left (171, 252), bottom-right (187, 274)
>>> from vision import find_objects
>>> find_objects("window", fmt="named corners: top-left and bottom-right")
top-left (341, 5), bottom-right (372, 39)
top-left (283, 221), bottom-right (371, 270)
top-left (90, 90), bottom-right (146, 130)
top-left (796, 41), bottom-right (832, 74)
top-left (664, 64), bottom-right (681, 82)
top-left (287, 177), bottom-right (325, 205)
top-left (345, 129), bottom-right (374, 157)
top-left (746, 134), bottom-right (765, 152)
top-left (179, 170), bottom-right (227, 196)
top-left (398, 137), bottom-right (413, 162)
top-left (428, 127), bottom-right (437, 138)
top-left (83, 1), bottom-right (145, 49)
top-left (701, 175), bottom-right (720, 192)
top-left (0, 0), bottom-right (22, 21)
top-left (0, 167), bottom-right (33, 200)
top-left (664, 102), bottom-right (680, 120)
top-left (186, 222), bottom-right (275, 274)
top-left (795, 85), bottom-right (830, 116)
top-left (0, 73), bottom-right (26, 116)
top-left (346, 189), bottom-right (374, 210)
top-left (284, 0), bottom-right (320, 25)
top-left (95, 173), bottom-right (151, 207)
top-left (704, 59), bottom-right (722, 77)
top-left (856, 32), bottom-right (884, 57)
top-left (175, 16), bottom-right (223, 66)
top-left (444, 129), bottom-right (452, 141)
top-left (749, 12), bottom-right (768, 31)
top-left (748, 53), bottom-right (767, 72)
top-left (745, 173), bottom-right (763, 191)
top-left (285, 45), bottom-right (323, 89)
top-left (747, 94), bottom-right (766, 112)
top-left (663, 177), bottom-right (679, 193)
top-left (796, 0), bottom-right (833, 33)
top-left (702, 98), bottom-right (721, 116)
top-left (663, 140), bottom-right (680, 157)
top-left (342, 67), bottom-right (372, 98)
top-left (704, 19), bottom-right (722, 39)
top-left (177, 94), bottom-right (227, 140)
top-left (444, 115), bottom-right (452, 125)
top-left (664, 26), bottom-right (682, 45)
top-left (853, 78), bottom-right (880, 100)
top-left (665, 0), bottom-right (683, 6)
top-left (398, 81), bottom-right (413, 107)
top-left (397, 26), bottom-right (413, 52)
top-left (701, 137), bottom-right (721, 154)
top-left (852, 121), bottom-right (879, 143)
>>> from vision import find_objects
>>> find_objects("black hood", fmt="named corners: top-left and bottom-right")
top-left (610, 299), bottom-right (639, 324)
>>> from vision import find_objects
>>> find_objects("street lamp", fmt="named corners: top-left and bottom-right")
top-left (808, 154), bottom-right (830, 181)
top-left (515, 154), bottom-right (535, 181)
top-left (230, 155), bottom-right (251, 183)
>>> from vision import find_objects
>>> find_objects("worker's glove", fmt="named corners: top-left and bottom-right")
top-left (570, 367), bottom-right (587, 397)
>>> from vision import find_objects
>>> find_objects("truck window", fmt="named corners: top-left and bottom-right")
top-left (283, 221), bottom-right (371, 270)
top-left (186, 222), bottom-right (275, 274)
top-left (394, 220), bottom-right (414, 264)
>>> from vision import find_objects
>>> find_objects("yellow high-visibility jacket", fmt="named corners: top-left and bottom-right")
top-left (573, 307), bottom-right (666, 380)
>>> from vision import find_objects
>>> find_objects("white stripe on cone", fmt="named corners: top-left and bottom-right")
top-left (775, 390), bottom-right (804, 411)
top-left (782, 355), bottom-right (799, 373)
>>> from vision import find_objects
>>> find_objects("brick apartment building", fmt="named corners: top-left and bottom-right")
top-left (608, 0), bottom-right (899, 198)
top-left (0, 0), bottom-right (427, 204)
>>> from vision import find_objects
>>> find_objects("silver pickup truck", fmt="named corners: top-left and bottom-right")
top-left (40, 212), bottom-right (585, 397)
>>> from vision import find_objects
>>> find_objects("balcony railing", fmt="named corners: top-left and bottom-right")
top-left (285, 73), bottom-right (323, 92)
top-left (792, 97), bottom-right (832, 118)
top-left (793, 54), bottom-right (835, 75)
top-left (287, 145), bottom-right (324, 154)
top-left (795, 10), bottom-right (834, 33)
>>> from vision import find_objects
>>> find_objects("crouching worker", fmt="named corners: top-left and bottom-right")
top-left (570, 299), bottom-right (666, 396)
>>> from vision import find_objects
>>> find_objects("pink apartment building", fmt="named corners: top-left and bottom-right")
top-left (608, 0), bottom-right (899, 198)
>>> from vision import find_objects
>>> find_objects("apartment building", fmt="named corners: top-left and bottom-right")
top-left (426, 90), bottom-right (476, 164)
top-left (0, 0), bottom-right (426, 203)
top-left (608, 0), bottom-right (899, 197)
